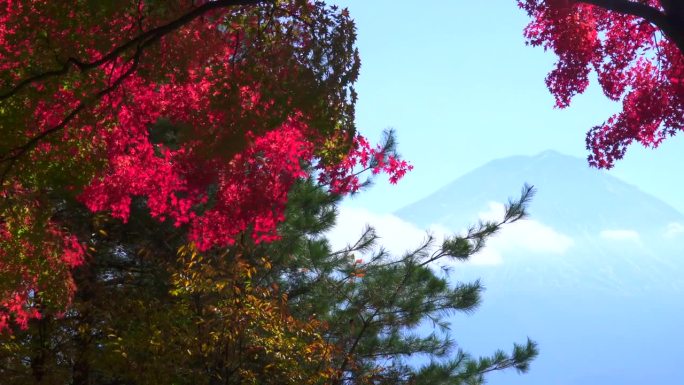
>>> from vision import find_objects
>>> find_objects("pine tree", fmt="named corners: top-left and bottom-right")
top-left (0, 141), bottom-right (538, 385)
top-left (264, 177), bottom-right (538, 385)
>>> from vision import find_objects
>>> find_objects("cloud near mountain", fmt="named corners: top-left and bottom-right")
top-left (476, 201), bottom-right (574, 257)
top-left (326, 201), bottom-right (573, 266)
top-left (325, 206), bottom-right (450, 258)
top-left (385, 150), bottom-right (684, 385)
top-left (664, 222), bottom-right (684, 238)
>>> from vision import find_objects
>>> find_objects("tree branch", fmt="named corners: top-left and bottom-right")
top-left (581, 0), bottom-right (666, 23)
top-left (0, 0), bottom-right (265, 100)
top-left (0, 49), bottom-right (141, 185)
top-left (580, 0), bottom-right (684, 54)
top-left (0, 0), bottom-right (268, 185)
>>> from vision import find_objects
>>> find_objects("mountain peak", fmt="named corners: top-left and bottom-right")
top-left (393, 151), bottom-right (684, 385)
top-left (397, 151), bottom-right (684, 235)
top-left (532, 149), bottom-right (582, 163)
top-left (534, 149), bottom-right (563, 158)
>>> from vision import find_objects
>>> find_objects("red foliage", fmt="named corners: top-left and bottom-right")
top-left (0, 1), bottom-right (410, 331)
top-left (519, 0), bottom-right (684, 168)
top-left (317, 135), bottom-right (413, 195)
top-left (0, 186), bottom-right (84, 333)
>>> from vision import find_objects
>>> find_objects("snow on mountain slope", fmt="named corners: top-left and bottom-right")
top-left (396, 150), bottom-right (684, 295)
top-left (394, 150), bottom-right (684, 385)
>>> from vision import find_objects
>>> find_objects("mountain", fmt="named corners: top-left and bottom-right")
top-left (398, 149), bottom-right (684, 236)
top-left (395, 150), bottom-right (684, 385)
top-left (397, 149), bottom-right (684, 294)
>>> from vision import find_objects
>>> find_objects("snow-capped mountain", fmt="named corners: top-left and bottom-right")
top-left (397, 149), bottom-right (684, 295)
top-left (395, 150), bottom-right (684, 385)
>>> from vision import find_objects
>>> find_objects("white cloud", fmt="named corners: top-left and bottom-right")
top-left (325, 202), bottom-right (574, 267)
top-left (664, 222), bottom-right (684, 239)
top-left (474, 202), bottom-right (574, 256)
top-left (467, 247), bottom-right (504, 266)
top-left (599, 229), bottom-right (640, 242)
top-left (326, 206), bottom-right (449, 257)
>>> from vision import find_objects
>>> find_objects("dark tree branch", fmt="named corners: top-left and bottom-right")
top-left (0, 57), bottom-right (86, 100)
top-left (0, 0), bottom-right (265, 100)
top-left (0, 49), bottom-right (140, 183)
top-left (581, 0), bottom-right (667, 24)
top-left (0, 0), bottom-right (267, 185)
top-left (334, 258), bottom-right (418, 385)
top-left (580, 0), bottom-right (684, 54)
top-left (660, 0), bottom-right (684, 22)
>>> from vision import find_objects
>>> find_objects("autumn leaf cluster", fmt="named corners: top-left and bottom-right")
top-left (519, 0), bottom-right (684, 167)
top-left (0, 1), bottom-right (536, 384)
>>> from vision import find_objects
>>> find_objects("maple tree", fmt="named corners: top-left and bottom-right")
top-left (0, 0), bottom-right (410, 332)
top-left (1, 1), bottom-right (539, 384)
top-left (519, 0), bottom-right (684, 168)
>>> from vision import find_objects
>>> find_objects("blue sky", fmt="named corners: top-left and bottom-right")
top-left (319, 4), bottom-right (684, 383)
top-left (320, 5), bottom-right (684, 383)
top-left (332, 0), bottom-right (684, 214)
